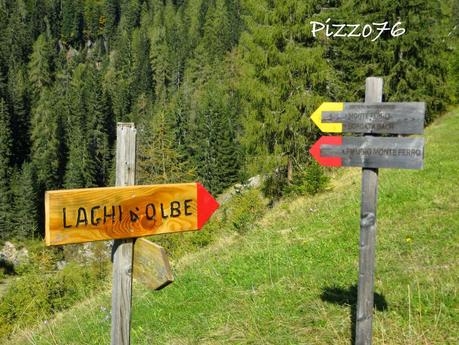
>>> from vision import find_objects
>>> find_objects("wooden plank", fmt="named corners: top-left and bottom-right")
top-left (320, 136), bottom-right (424, 170)
top-left (44, 182), bottom-right (219, 246)
top-left (111, 123), bottom-right (136, 345)
top-left (313, 102), bottom-right (425, 134)
top-left (355, 76), bottom-right (382, 345)
top-left (133, 238), bottom-right (174, 290)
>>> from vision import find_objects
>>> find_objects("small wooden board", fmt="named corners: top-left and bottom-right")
top-left (45, 182), bottom-right (219, 246)
top-left (133, 238), bottom-right (174, 290)
top-left (312, 102), bottom-right (425, 134)
top-left (310, 136), bottom-right (424, 169)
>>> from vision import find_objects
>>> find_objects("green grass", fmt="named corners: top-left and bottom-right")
top-left (10, 108), bottom-right (459, 344)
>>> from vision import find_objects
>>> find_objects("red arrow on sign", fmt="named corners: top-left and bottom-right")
top-left (309, 136), bottom-right (343, 167)
top-left (197, 183), bottom-right (220, 228)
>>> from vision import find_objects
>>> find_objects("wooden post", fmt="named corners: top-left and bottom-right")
top-left (355, 77), bottom-right (383, 345)
top-left (111, 123), bottom-right (136, 345)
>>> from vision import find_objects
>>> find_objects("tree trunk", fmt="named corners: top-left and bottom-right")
top-left (287, 157), bottom-right (293, 183)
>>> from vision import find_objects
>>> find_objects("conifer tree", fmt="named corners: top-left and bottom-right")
top-left (84, 0), bottom-right (104, 41)
top-left (3, 1), bottom-right (33, 67)
top-left (149, 7), bottom-right (171, 102)
top-left (328, 0), bottom-right (452, 121)
top-left (7, 64), bottom-right (30, 166)
top-left (104, 0), bottom-right (121, 41)
top-left (200, 0), bottom-right (232, 62)
top-left (192, 78), bottom-right (240, 194)
top-left (26, 0), bottom-right (48, 39)
top-left (104, 31), bottom-right (133, 121)
top-left (64, 64), bottom-right (97, 188)
top-left (137, 108), bottom-right (194, 185)
top-left (61, 0), bottom-right (84, 46)
top-left (119, 0), bottom-right (141, 33)
top-left (0, 98), bottom-right (12, 240)
top-left (13, 162), bottom-right (39, 239)
top-left (30, 88), bottom-right (63, 191)
top-left (131, 27), bottom-right (153, 101)
top-left (28, 33), bottom-right (52, 100)
top-left (85, 62), bottom-right (113, 186)
top-left (236, 0), bottom-right (337, 196)
top-left (182, 0), bottom-right (206, 51)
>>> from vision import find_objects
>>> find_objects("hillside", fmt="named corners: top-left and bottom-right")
top-left (11, 108), bottom-right (459, 344)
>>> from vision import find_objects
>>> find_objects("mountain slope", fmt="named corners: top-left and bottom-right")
top-left (12, 108), bottom-right (459, 344)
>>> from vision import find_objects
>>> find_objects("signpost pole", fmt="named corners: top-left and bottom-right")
top-left (355, 77), bottom-right (383, 345)
top-left (111, 123), bottom-right (136, 345)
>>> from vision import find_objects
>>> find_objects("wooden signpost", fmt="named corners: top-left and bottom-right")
top-left (311, 102), bottom-right (425, 134)
top-left (309, 136), bottom-right (424, 169)
top-left (45, 123), bottom-right (219, 345)
top-left (309, 78), bottom-right (425, 345)
top-left (45, 182), bottom-right (219, 246)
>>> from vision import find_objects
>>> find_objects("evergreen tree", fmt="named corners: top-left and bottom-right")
top-left (3, 1), bottom-right (33, 67)
top-left (30, 88), bottom-right (62, 191)
top-left (61, 0), bottom-right (84, 46)
top-left (104, 31), bottom-right (133, 121)
top-left (149, 7), bottom-right (171, 102)
top-left (7, 64), bottom-right (30, 166)
top-left (192, 78), bottom-right (240, 194)
top-left (236, 0), bottom-right (338, 196)
top-left (64, 64), bottom-right (97, 188)
top-left (104, 0), bottom-right (121, 41)
top-left (119, 0), bottom-right (142, 33)
top-left (182, 0), bottom-right (206, 51)
top-left (83, 0), bottom-right (105, 41)
top-left (13, 162), bottom-right (39, 240)
top-left (85, 62), bottom-right (113, 187)
top-left (26, 0), bottom-right (48, 39)
top-left (28, 34), bottom-right (52, 100)
top-left (0, 98), bottom-right (12, 240)
top-left (137, 108), bottom-right (194, 185)
top-left (200, 0), bottom-right (232, 62)
top-left (131, 27), bottom-right (153, 101)
top-left (328, 0), bottom-right (452, 121)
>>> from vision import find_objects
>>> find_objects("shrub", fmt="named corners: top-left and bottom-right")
top-left (285, 162), bottom-right (330, 196)
top-left (0, 246), bottom-right (110, 340)
top-left (225, 189), bottom-right (266, 234)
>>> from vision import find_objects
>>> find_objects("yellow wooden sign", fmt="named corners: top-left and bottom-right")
top-left (45, 182), bottom-right (219, 246)
top-left (133, 238), bottom-right (174, 290)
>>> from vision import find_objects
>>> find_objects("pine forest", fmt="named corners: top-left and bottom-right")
top-left (0, 0), bottom-right (457, 342)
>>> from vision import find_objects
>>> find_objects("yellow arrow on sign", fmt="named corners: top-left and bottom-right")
top-left (310, 102), bottom-right (344, 133)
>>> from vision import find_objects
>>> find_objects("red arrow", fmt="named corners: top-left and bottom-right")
top-left (309, 136), bottom-right (343, 167)
top-left (197, 183), bottom-right (220, 228)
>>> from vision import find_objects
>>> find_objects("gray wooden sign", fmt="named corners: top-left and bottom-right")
top-left (320, 136), bottom-right (424, 169)
top-left (322, 102), bottom-right (425, 134)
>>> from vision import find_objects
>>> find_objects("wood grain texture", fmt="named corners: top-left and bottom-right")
top-left (321, 136), bottom-right (424, 169)
top-left (111, 123), bottom-right (136, 345)
top-left (322, 102), bottom-right (425, 134)
top-left (355, 77), bottom-right (382, 345)
top-left (45, 183), bottom-right (198, 245)
top-left (133, 238), bottom-right (174, 290)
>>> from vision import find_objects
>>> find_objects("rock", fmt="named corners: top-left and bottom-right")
top-left (234, 183), bottom-right (243, 194)
top-left (56, 260), bottom-right (67, 270)
top-left (63, 242), bottom-right (111, 265)
top-left (246, 175), bottom-right (262, 189)
top-left (0, 241), bottom-right (29, 267)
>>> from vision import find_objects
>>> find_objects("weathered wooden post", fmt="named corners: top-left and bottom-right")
top-left (355, 77), bottom-right (383, 345)
top-left (44, 126), bottom-right (219, 344)
top-left (309, 77), bottom-right (425, 344)
top-left (111, 123), bottom-right (136, 345)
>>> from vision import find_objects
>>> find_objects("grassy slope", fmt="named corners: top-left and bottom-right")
top-left (12, 109), bottom-right (459, 344)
